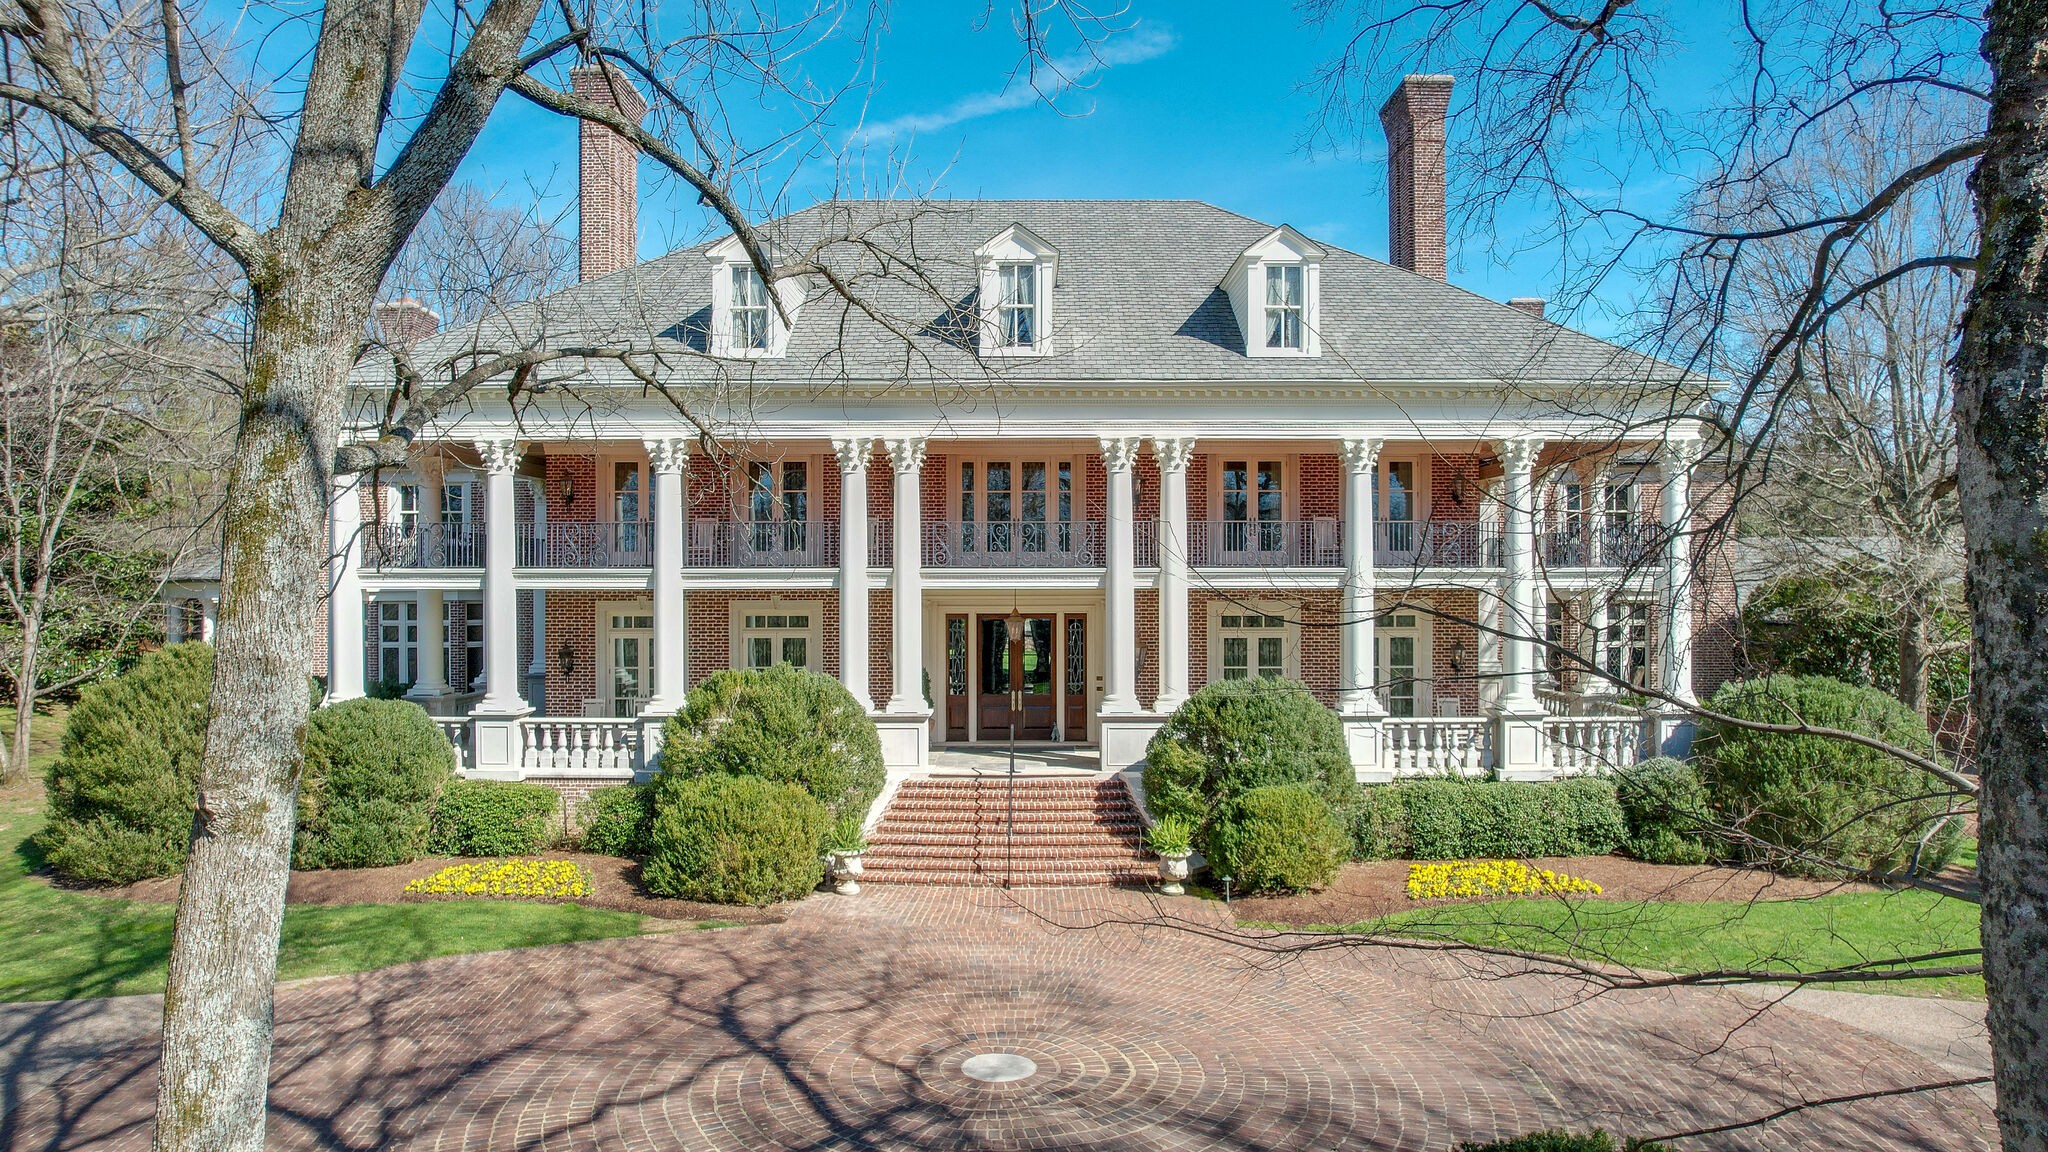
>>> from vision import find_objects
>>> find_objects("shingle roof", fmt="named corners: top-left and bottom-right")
top-left (365, 199), bottom-right (1686, 391)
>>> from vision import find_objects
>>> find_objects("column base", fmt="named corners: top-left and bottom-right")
top-left (1341, 714), bottom-right (1389, 783)
top-left (1099, 713), bottom-right (1168, 772)
top-left (873, 710), bottom-right (931, 774)
top-left (468, 708), bottom-right (533, 779)
top-left (1651, 711), bottom-right (1697, 758)
top-left (405, 684), bottom-right (449, 701)
top-left (1493, 708), bottom-right (1552, 781)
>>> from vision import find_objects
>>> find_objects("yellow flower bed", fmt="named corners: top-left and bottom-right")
top-left (405, 858), bottom-right (593, 899)
top-left (1406, 859), bottom-right (1604, 901)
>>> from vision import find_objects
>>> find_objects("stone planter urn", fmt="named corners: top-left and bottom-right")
top-left (1157, 852), bottom-right (1192, 896)
top-left (826, 850), bottom-right (865, 896)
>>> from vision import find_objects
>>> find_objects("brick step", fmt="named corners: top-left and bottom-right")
top-left (864, 776), bottom-right (1152, 889)
top-left (879, 804), bottom-right (1139, 822)
top-left (873, 816), bottom-right (1142, 833)
top-left (864, 846), bottom-right (1151, 865)
top-left (870, 830), bottom-right (1144, 849)
top-left (862, 868), bottom-right (1158, 888)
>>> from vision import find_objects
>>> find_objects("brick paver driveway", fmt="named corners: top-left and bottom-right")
top-left (9, 888), bottom-right (1994, 1150)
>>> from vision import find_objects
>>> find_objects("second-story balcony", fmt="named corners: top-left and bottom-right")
top-left (366, 522), bottom-right (483, 569)
top-left (691, 520), bottom-right (839, 567)
top-left (1376, 521), bottom-right (1502, 568)
top-left (519, 520), bottom-right (653, 568)
top-left (1541, 522), bottom-right (1657, 569)
top-left (1188, 520), bottom-right (1343, 567)
top-left (919, 520), bottom-right (1118, 568)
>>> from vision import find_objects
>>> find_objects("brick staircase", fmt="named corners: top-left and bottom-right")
top-left (863, 776), bottom-right (1157, 888)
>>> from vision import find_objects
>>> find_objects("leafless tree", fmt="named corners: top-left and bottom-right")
top-left (382, 183), bottom-right (574, 330)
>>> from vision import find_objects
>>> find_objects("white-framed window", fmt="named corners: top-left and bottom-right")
top-left (731, 265), bottom-right (771, 351)
top-left (1221, 458), bottom-right (1285, 554)
top-left (1374, 610), bottom-right (1423, 717)
top-left (746, 460), bottom-right (810, 555)
top-left (707, 235), bottom-right (802, 358)
top-left (995, 262), bottom-right (1039, 348)
top-left (376, 600), bottom-right (418, 689)
top-left (975, 224), bottom-right (1058, 356)
top-left (1264, 263), bottom-right (1306, 350)
top-left (395, 484), bottom-right (421, 532)
top-left (611, 459), bottom-right (646, 553)
top-left (601, 607), bottom-right (654, 717)
top-left (734, 603), bottom-right (818, 672)
top-left (1209, 602), bottom-right (1298, 683)
top-left (1603, 600), bottom-right (1651, 689)
top-left (958, 457), bottom-right (1075, 555)
top-left (442, 601), bottom-right (484, 691)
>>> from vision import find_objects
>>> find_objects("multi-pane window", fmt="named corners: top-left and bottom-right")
top-left (741, 611), bottom-right (813, 671)
top-left (614, 462), bottom-right (643, 553)
top-left (1375, 460), bottom-right (1416, 552)
top-left (377, 601), bottom-right (418, 689)
top-left (1605, 481), bottom-right (1636, 528)
top-left (443, 602), bottom-right (484, 691)
top-left (1604, 601), bottom-right (1650, 688)
top-left (440, 483), bottom-right (468, 533)
top-left (609, 612), bottom-right (653, 716)
top-left (1375, 611), bottom-right (1419, 717)
top-left (731, 266), bottom-right (772, 350)
top-left (395, 484), bottom-right (421, 532)
top-left (961, 459), bottom-right (1071, 554)
top-left (747, 461), bottom-right (809, 554)
top-left (1219, 612), bottom-right (1287, 680)
top-left (995, 262), bottom-right (1038, 348)
top-left (1222, 460), bottom-right (1284, 553)
top-left (1264, 263), bottom-right (1305, 349)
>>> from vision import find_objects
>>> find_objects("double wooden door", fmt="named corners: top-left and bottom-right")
top-left (943, 613), bottom-right (1088, 742)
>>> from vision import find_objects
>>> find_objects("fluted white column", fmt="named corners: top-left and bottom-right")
top-left (1101, 436), bottom-right (1141, 715)
top-left (327, 474), bottom-right (366, 702)
top-left (1339, 437), bottom-right (1384, 715)
top-left (643, 437), bottom-right (690, 714)
top-left (474, 438), bottom-right (529, 716)
top-left (1153, 437), bottom-right (1195, 712)
top-left (1496, 437), bottom-right (1546, 714)
top-left (1658, 437), bottom-right (1702, 707)
top-left (884, 437), bottom-right (927, 714)
top-left (835, 436), bottom-right (873, 711)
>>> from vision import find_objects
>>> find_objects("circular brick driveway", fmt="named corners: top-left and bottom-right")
top-left (13, 888), bottom-right (1994, 1150)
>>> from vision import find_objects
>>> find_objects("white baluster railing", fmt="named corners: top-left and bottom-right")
top-left (519, 717), bottom-right (642, 774)
top-left (1382, 717), bottom-right (1491, 776)
top-left (1545, 716), bottom-right (1648, 774)
top-left (434, 718), bottom-right (472, 772)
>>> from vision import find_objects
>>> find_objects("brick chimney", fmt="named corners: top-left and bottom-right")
top-left (373, 297), bottom-right (440, 348)
top-left (571, 62), bottom-right (648, 282)
top-left (1508, 296), bottom-right (1547, 319)
top-left (1379, 74), bottom-right (1455, 281)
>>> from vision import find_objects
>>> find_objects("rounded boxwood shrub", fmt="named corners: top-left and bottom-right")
top-left (641, 774), bottom-right (828, 905)
top-left (1342, 778), bottom-right (1626, 861)
top-left (1205, 784), bottom-right (1347, 892)
top-left (1142, 678), bottom-right (1354, 835)
top-left (1696, 675), bottom-right (1962, 875)
top-left (427, 777), bottom-right (562, 856)
top-left (577, 782), bottom-right (654, 857)
top-left (294, 697), bottom-right (455, 869)
top-left (1614, 757), bottom-right (1711, 865)
top-left (660, 665), bottom-right (884, 822)
top-left (39, 643), bottom-right (214, 884)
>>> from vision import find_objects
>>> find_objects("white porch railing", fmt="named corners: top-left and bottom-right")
top-left (1382, 717), bottom-right (1491, 776)
top-left (519, 718), bottom-right (642, 774)
top-left (1545, 716), bottom-right (1649, 774)
top-left (433, 718), bottom-right (473, 771)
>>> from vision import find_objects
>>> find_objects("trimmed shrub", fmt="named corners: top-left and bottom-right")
top-left (1142, 678), bottom-right (1354, 837)
top-left (1696, 675), bottom-right (1963, 875)
top-left (1205, 785), bottom-right (1347, 892)
top-left (641, 774), bottom-right (828, 905)
top-left (294, 698), bottom-right (454, 869)
top-left (1458, 1130), bottom-right (1668, 1152)
top-left (660, 666), bottom-right (884, 822)
top-left (428, 778), bottom-right (562, 856)
top-left (577, 783), bottom-right (655, 857)
top-left (1343, 778), bottom-right (1627, 861)
top-left (1614, 757), bottom-right (1710, 865)
top-left (39, 643), bottom-right (214, 884)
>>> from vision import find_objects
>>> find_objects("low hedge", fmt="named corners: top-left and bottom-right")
top-left (1346, 778), bottom-right (1627, 861)
top-left (576, 783), bottom-right (655, 857)
top-left (1206, 784), bottom-right (1347, 892)
top-left (428, 778), bottom-right (562, 857)
top-left (641, 774), bottom-right (828, 905)
top-left (1613, 757), bottom-right (1711, 865)
top-left (294, 698), bottom-right (455, 869)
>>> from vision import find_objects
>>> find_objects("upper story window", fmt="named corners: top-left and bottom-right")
top-left (732, 266), bottom-right (771, 351)
top-left (976, 224), bottom-right (1058, 356)
top-left (746, 460), bottom-right (810, 555)
top-left (1225, 226), bottom-right (1325, 358)
top-left (707, 235), bottom-right (803, 357)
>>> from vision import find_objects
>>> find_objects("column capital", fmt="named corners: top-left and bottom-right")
top-left (643, 437), bottom-right (691, 474)
top-left (1339, 436), bottom-right (1384, 475)
top-left (1494, 436), bottom-right (1545, 476)
top-left (883, 436), bottom-right (927, 474)
top-left (1099, 435), bottom-right (1142, 472)
top-left (1152, 436), bottom-right (1197, 473)
top-left (833, 436), bottom-right (875, 473)
top-left (474, 437), bottom-right (522, 475)
top-left (1658, 436), bottom-right (1705, 470)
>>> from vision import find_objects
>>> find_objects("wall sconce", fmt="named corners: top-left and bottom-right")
top-left (1450, 639), bottom-right (1470, 676)
top-left (556, 475), bottom-right (576, 507)
top-left (557, 643), bottom-right (575, 679)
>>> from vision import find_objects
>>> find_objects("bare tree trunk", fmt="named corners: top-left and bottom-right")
top-left (151, 262), bottom-right (364, 1151)
top-left (1898, 596), bottom-right (1931, 718)
top-left (1956, 2), bottom-right (2048, 1146)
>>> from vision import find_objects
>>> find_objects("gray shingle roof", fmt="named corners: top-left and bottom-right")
top-left (363, 199), bottom-right (1686, 391)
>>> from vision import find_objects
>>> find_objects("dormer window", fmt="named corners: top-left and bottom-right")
top-left (732, 266), bottom-right (771, 351)
top-left (976, 223), bottom-right (1059, 356)
top-left (1225, 226), bottom-right (1326, 358)
top-left (1265, 264), bottom-right (1306, 350)
top-left (707, 234), bottom-right (804, 358)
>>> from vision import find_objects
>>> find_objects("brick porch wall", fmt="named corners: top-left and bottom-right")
top-left (1299, 453), bottom-right (1339, 522)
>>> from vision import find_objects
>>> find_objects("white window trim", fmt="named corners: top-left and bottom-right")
top-left (1206, 600), bottom-right (1300, 683)
top-left (706, 236), bottom-right (805, 358)
top-left (1373, 607), bottom-right (1437, 717)
top-left (975, 223), bottom-right (1059, 357)
top-left (1206, 454), bottom-right (1297, 526)
top-left (729, 599), bottom-right (821, 673)
top-left (599, 601), bottom-right (656, 714)
top-left (1224, 226), bottom-right (1326, 359)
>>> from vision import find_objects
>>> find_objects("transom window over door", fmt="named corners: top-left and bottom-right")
top-left (960, 459), bottom-right (1073, 556)
top-left (1222, 460), bottom-right (1284, 553)
top-left (746, 460), bottom-right (809, 555)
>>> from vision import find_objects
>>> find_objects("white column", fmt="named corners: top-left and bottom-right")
top-left (1339, 437), bottom-right (1384, 715)
top-left (884, 437), bottom-right (927, 714)
top-left (1100, 436), bottom-right (1141, 715)
top-left (199, 596), bottom-right (219, 644)
top-left (1152, 437), bottom-right (1195, 712)
top-left (835, 436), bottom-right (873, 710)
top-left (408, 589), bottom-right (448, 697)
top-left (1496, 436), bottom-right (1546, 714)
top-left (1584, 592), bottom-right (1610, 697)
top-left (1658, 437), bottom-right (1702, 708)
top-left (327, 473), bottom-right (366, 703)
top-left (474, 438), bottom-right (529, 716)
top-left (643, 437), bottom-right (690, 714)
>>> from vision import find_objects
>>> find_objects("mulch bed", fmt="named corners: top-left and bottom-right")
top-left (83, 852), bottom-right (793, 925)
top-left (1228, 856), bottom-right (1878, 928)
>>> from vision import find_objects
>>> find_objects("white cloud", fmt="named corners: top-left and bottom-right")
top-left (850, 24), bottom-right (1176, 145)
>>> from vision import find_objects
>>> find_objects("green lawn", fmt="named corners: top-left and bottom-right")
top-left (0, 704), bottom-right (652, 1003)
top-left (1302, 887), bottom-right (1983, 999)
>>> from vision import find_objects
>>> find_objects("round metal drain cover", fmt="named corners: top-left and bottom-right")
top-left (960, 1053), bottom-right (1038, 1083)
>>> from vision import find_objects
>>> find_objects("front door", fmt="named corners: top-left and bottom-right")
top-left (607, 610), bottom-right (654, 717)
top-left (944, 614), bottom-right (970, 742)
top-left (977, 615), bottom-right (1056, 740)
